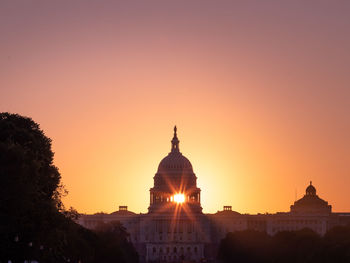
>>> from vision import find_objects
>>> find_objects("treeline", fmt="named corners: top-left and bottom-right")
top-left (2, 218), bottom-right (138, 263)
top-left (218, 226), bottom-right (350, 263)
top-left (0, 113), bottom-right (138, 263)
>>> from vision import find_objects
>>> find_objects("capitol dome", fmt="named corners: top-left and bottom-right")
top-left (157, 150), bottom-right (193, 173)
top-left (153, 126), bottom-right (197, 190)
top-left (157, 126), bottom-right (194, 173)
top-left (149, 126), bottom-right (202, 213)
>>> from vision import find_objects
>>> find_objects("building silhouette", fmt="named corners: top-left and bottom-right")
top-left (78, 127), bottom-right (350, 262)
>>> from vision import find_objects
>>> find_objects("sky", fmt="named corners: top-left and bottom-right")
top-left (1, 0), bottom-right (349, 214)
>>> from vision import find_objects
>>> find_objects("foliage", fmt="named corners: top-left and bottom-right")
top-left (218, 226), bottom-right (350, 263)
top-left (0, 112), bottom-right (63, 258)
top-left (0, 112), bottom-right (138, 263)
top-left (94, 221), bottom-right (139, 263)
top-left (218, 230), bottom-right (271, 263)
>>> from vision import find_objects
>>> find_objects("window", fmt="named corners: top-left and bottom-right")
top-left (179, 221), bottom-right (183, 233)
top-left (153, 247), bottom-right (156, 254)
top-left (159, 221), bottom-right (163, 233)
top-left (187, 222), bottom-right (192, 233)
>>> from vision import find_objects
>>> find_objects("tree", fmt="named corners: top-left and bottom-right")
top-left (218, 228), bottom-right (348, 263)
top-left (272, 229), bottom-right (323, 263)
top-left (218, 230), bottom-right (271, 263)
top-left (323, 226), bottom-right (350, 263)
top-left (94, 221), bottom-right (139, 263)
top-left (0, 112), bottom-right (64, 260)
top-left (0, 113), bottom-right (139, 263)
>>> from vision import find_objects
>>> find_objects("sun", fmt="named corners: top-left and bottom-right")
top-left (173, 193), bottom-right (185, 204)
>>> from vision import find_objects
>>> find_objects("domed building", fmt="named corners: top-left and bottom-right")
top-left (77, 127), bottom-right (350, 263)
top-left (290, 181), bottom-right (332, 214)
top-left (140, 127), bottom-right (210, 262)
top-left (149, 126), bottom-right (202, 213)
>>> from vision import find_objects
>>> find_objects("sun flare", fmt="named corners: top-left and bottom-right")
top-left (173, 193), bottom-right (185, 203)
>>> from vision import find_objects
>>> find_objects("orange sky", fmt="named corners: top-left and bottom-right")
top-left (1, 1), bottom-right (349, 214)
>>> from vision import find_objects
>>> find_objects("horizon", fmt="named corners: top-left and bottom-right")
top-left (1, 1), bottom-right (350, 215)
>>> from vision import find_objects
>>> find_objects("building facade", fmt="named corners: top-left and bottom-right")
top-left (78, 127), bottom-right (350, 262)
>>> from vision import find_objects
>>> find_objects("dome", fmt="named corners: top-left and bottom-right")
top-left (152, 126), bottom-right (197, 191)
top-left (290, 181), bottom-right (331, 214)
top-left (157, 151), bottom-right (193, 173)
top-left (157, 126), bottom-right (194, 174)
top-left (149, 126), bottom-right (202, 213)
top-left (306, 181), bottom-right (316, 196)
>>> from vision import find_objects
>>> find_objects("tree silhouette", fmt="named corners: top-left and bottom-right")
top-left (94, 221), bottom-right (139, 263)
top-left (218, 230), bottom-right (271, 263)
top-left (218, 227), bottom-right (350, 263)
top-left (0, 112), bottom-right (63, 260)
top-left (0, 113), bottom-right (138, 263)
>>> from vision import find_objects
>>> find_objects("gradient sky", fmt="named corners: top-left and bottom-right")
top-left (1, 0), bottom-right (349, 214)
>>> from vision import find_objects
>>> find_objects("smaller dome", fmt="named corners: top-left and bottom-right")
top-left (306, 181), bottom-right (316, 196)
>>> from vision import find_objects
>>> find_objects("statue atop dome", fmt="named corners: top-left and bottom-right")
top-left (171, 125), bottom-right (179, 152)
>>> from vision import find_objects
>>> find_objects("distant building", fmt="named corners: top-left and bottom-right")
top-left (78, 127), bottom-right (350, 263)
